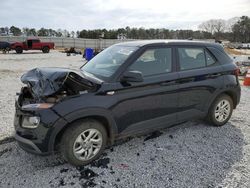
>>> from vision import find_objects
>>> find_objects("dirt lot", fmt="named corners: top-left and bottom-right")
top-left (0, 50), bottom-right (249, 188)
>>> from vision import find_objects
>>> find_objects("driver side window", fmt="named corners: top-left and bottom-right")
top-left (129, 48), bottom-right (172, 77)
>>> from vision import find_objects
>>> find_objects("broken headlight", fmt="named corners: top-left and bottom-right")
top-left (22, 116), bottom-right (40, 129)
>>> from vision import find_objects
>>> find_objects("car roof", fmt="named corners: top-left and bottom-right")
top-left (116, 39), bottom-right (222, 49)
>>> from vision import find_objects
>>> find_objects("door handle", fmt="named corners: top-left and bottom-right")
top-left (160, 81), bottom-right (176, 86)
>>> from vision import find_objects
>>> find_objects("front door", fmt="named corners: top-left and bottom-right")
top-left (111, 47), bottom-right (179, 136)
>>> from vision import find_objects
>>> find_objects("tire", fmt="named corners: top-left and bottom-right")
top-left (206, 94), bottom-right (233, 126)
top-left (6, 47), bottom-right (10, 53)
top-left (60, 119), bottom-right (107, 166)
top-left (42, 46), bottom-right (50, 53)
top-left (15, 47), bottom-right (23, 54)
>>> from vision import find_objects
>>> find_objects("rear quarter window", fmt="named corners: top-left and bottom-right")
top-left (205, 50), bottom-right (216, 66)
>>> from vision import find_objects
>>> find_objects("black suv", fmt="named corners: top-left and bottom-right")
top-left (14, 40), bottom-right (241, 166)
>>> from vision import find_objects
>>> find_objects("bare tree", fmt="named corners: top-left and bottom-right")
top-left (199, 20), bottom-right (215, 34)
top-left (199, 19), bottom-right (226, 34)
top-left (213, 19), bottom-right (226, 33)
top-left (225, 17), bottom-right (239, 32)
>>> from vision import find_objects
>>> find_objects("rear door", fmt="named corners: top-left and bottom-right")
top-left (111, 46), bottom-right (179, 136)
top-left (176, 46), bottom-right (224, 121)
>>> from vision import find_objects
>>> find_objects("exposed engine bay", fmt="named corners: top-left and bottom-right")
top-left (18, 67), bottom-right (99, 107)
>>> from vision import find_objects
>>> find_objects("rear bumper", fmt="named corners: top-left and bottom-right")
top-left (235, 85), bottom-right (241, 107)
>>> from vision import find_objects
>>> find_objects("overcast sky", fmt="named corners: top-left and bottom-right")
top-left (1, 0), bottom-right (250, 31)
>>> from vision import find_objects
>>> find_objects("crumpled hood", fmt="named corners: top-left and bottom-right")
top-left (21, 67), bottom-right (97, 98)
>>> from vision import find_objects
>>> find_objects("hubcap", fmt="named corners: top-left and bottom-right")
top-left (214, 99), bottom-right (231, 123)
top-left (73, 129), bottom-right (103, 161)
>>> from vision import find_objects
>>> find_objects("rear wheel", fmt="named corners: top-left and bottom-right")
top-left (42, 46), bottom-right (50, 53)
top-left (15, 47), bottom-right (23, 54)
top-left (60, 119), bottom-right (107, 166)
top-left (206, 94), bottom-right (233, 126)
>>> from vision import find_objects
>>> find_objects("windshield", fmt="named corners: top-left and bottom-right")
top-left (81, 45), bottom-right (138, 80)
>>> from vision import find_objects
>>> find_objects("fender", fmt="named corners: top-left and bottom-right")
top-left (48, 107), bottom-right (118, 152)
top-left (204, 87), bottom-right (240, 115)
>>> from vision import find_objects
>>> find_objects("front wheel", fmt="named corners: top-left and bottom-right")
top-left (60, 119), bottom-right (107, 166)
top-left (206, 94), bottom-right (233, 126)
top-left (15, 47), bottom-right (23, 54)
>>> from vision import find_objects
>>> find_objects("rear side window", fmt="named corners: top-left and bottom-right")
top-left (178, 47), bottom-right (217, 70)
top-left (205, 51), bottom-right (216, 66)
top-left (129, 48), bottom-right (172, 77)
top-left (178, 48), bottom-right (206, 70)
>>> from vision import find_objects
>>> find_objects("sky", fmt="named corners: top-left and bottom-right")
top-left (1, 0), bottom-right (250, 31)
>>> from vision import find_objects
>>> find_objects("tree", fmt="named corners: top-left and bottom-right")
top-left (3, 16), bottom-right (249, 42)
top-left (76, 31), bottom-right (80, 38)
top-left (37, 28), bottom-right (48, 36)
top-left (22, 27), bottom-right (29, 36)
top-left (232, 16), bottom-right (250, 42)
top-left (9, 26), bottom-right (22, 36)
top-left (63, 29), bottom-right (70, 37)
top-left (56, 29), bottom-right (63, 37)
top-left (0, 27), bottom-right (5, 34)
top-left (199, 19), bottom-right (226, 40)
top-left (225, 17), bottom-right (239, 32)
top-left (199, 20), bottom-right (216, 34)
top-left (213, 19), bottom-right (226, 33)
top-left (71, 31), bottom-right (75, 38)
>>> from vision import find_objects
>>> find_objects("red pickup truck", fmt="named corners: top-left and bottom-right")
top-left (11, 38), bottom-right (55, 54)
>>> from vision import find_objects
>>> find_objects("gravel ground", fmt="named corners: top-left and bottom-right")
top-left (0, 50), bottom-right (249, 188)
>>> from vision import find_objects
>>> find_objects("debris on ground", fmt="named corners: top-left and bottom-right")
top-left (90, 158), bottom-right (110, 168)
top-left (0, 51), bottom-right (249, 188)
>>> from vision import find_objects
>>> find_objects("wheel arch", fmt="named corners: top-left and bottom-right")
top-left (223, 90), bottom-right (238, 108)
top-left (15, 46), bottom-right (23, 49)
top-left (42, 46), bottom-right (49, 49)
top-left (48, 108), bottom-right (118, 153)
top-left (207, 89), bottom-right (239, 113)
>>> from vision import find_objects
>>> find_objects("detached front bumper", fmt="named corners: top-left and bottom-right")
top-left (15, 133), bottom-right (44, 155)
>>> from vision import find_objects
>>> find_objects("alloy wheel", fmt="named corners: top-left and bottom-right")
top-left (73, 128), bottom-right (103, 161)
top-left (214, 99), bottom-right (231, 123)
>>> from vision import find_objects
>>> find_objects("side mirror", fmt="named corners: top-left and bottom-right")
top-left (121, 70), bottom-right (143, 82)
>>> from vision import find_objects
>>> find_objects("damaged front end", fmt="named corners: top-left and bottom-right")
top-left (17, 67), bottom-right (99, 109)
top-left (14, 67), bottom-right (101, 154)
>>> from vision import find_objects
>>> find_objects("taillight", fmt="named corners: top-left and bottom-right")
top-left (234, 68), bottom-right (240, 76)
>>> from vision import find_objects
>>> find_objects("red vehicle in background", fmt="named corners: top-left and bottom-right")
top-left (11, 38), bottom-right (55, 54)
